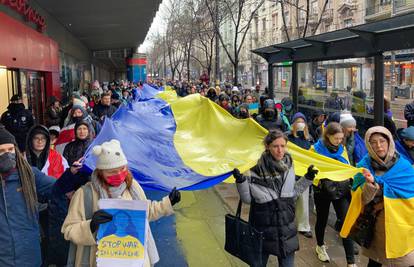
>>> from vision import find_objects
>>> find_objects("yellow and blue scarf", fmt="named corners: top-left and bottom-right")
top-left (341, 154), bottom-right (414, 259)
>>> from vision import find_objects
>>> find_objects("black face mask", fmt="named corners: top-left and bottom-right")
top-left (296, 131), bottom-right (305, 138)
top-left (239, 111), bottom-right (249, 119)
top-left (264, 110), bottom-right (275, 119)
top-left (0, 152), bottom-right (16, 173)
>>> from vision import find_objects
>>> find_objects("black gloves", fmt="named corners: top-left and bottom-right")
top-left (169, 187), bottom-right (181, 206)
top-left (305, 165), bottom-right (319, 181)
top-left (233, 168), bottom-right (246, 183)
top-left (90, 210), bottom-right (113, 233)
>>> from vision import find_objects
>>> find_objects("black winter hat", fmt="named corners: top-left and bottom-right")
top-left (10, 94), bottom-right (21, 102)
top-left (0, 126), bottom-right (16, 145)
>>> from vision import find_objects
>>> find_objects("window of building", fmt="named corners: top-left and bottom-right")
top-left (262, 18), bottom-right (266, 33)
top-left (344, 18), bottom-right (353, 27)
top-left (326, 0), bottom-right (332, 9)
top-left (272, 13), bottom-right (278, 29)
top-left (285, 11), bottom-right (290, 24)
top-left (254, 17), bottom-right (259, 34)
top-left (311, 1), bottom-right (318, 14)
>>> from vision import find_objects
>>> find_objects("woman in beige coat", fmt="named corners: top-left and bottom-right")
top-left (359, 127), bottom-right (414, 266)
top-left (62, 139), bottom-right (181, 267)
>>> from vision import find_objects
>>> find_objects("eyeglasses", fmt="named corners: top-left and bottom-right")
top-left (369, 139), bottom-right (387, 147)
top-left (33, 137), bottom-right (46, 142)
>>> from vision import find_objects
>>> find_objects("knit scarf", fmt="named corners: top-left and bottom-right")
top-left (91, 171), bottom-right (141, 200)
top-left (256, 150), bottom-right (291, 178)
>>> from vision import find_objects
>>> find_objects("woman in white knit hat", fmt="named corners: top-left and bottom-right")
top-left (62, 139), bottom-right (181, 267)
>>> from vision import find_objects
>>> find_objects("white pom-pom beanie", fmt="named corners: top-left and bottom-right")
top-left (92, 139), bottom-right (128, 170)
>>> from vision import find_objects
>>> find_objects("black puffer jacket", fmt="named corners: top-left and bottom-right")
top-left (237, 153), bottom-right (312, 257)
top-left (249, 196), bottom-right (298, 257)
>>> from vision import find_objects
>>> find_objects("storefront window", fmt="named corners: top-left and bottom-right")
top-left (59, 51), bottom-right (86, 104)
top-left (0, 67), bottom-right (20, 114)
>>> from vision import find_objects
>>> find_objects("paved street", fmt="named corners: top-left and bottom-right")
top-left (147, 184), bottom-right (369, 266)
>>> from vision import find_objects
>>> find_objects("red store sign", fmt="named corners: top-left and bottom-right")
top-left (1, 0), bottom-right (46, 32)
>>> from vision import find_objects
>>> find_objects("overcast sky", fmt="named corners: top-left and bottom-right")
top-left (138, 0), bottom-right (169, 53)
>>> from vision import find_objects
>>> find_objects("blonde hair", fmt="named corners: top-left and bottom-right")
top-left (292, 120), bottom-right (310, 140)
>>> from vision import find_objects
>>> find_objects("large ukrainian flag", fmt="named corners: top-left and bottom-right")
top-left (340, 154), bottom-right (414, 259)
top-left (84, 84), bottom-right (361, 190)
top-left (84, 84), bottom-right (267, 191)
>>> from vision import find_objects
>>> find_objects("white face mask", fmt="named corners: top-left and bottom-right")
top-left (296, 122), bottom-right (306, 131)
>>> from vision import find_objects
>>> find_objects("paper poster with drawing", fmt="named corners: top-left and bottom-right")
top-left (96, 199), bottom-right (148, 267)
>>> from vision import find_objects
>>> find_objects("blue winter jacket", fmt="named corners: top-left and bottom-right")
top-left (0, 167), bottom-right (55, 267)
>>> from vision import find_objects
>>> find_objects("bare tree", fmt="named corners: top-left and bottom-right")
top-left (278, 0), bottom-right (330, 40)
top-left (191, 2), bottom-right (215, 82)
top-left (206, 0), bottom-right (265, 85)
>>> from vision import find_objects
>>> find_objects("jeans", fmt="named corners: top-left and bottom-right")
top-left (258, 253), bottom-right (295, 267)
top-left (296, 186), bottom-right (311, 232)
top-left (314, 193), bottom-right (355, 264)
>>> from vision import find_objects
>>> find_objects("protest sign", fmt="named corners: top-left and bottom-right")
top-left (96, 199), bottom-right (148, 267)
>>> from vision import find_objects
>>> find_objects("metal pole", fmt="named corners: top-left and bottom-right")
top-left (291, 62), bottom-right (298, 113)
top-left (374, 53), bottom-right (384, 126)
top-left (163, 37), bottom-right (167, 79)
top-left (268, 63), bottom-right (274, 99)
top-left (214, 0), bottom-right (220, 84)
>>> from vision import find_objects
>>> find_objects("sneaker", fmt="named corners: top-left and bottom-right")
top-left (299, 231), bottom-right (313, 238)
top-left (315, 245), bottom-right (330, 262)
top-left (347, 264), bottom-right (357, 267)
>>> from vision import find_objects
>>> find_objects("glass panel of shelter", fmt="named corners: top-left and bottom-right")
top-left (272, 57), bottom-right (380, 136)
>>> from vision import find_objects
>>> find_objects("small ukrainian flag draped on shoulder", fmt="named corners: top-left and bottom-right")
top-left (340, 155), bottom-right (414, 259)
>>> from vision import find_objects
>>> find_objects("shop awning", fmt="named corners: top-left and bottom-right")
top-left (36, 0), bottom-right (161, 51)
top-left (253, 13), bottom-right (414, 64)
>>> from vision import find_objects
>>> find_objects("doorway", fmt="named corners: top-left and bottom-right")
top-left (27, 72), bottom-right (46, 124)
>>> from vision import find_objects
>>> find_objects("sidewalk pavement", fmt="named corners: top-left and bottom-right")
top-left (214, 183), bottom-right (369, 267)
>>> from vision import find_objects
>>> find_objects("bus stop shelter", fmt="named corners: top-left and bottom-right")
top-left (252, 13), bottom-right (414, 126)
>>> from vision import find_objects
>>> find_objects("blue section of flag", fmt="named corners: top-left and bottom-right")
top-left (83, 96), bottom-right (231, 191)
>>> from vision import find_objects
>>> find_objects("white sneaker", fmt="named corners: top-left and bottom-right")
top-left (347, 264), bottom-right (357, 267)
top-left (315, 245), bottom-right (330, 262)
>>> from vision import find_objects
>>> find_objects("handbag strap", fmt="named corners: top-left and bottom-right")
top-left (236, 200), bottom-right (242, 218)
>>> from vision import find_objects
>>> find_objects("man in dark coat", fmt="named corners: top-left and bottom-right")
top-left (256, 99), bottom-right (285, 131)
top-left (0, 95), bottom-right (35, 152)
top-left (93, 92), bottom-right (117, 123)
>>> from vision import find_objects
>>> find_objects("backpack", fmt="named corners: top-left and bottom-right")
top-left (66, 184), bottom-right (94, 267)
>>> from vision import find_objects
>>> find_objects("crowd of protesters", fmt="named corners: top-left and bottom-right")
top-left (1, 76), bottom-right (414, 267)
top-left (0, 79), bottom-right (181, 267)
